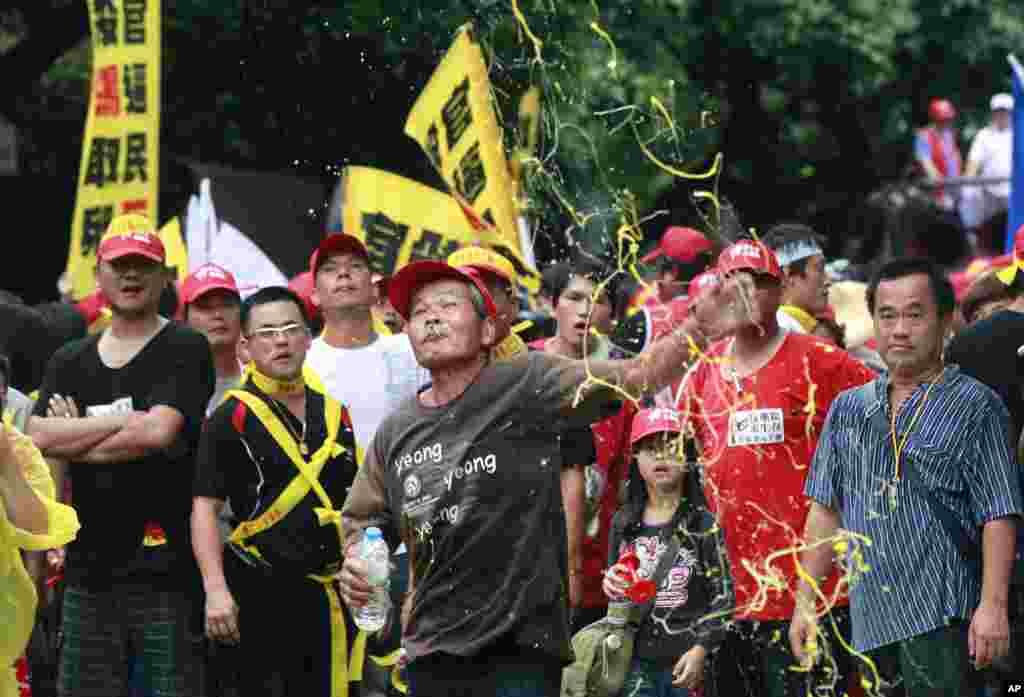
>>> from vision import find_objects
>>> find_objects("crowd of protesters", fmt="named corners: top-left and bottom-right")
top-left (3, 204), bottom-right (1024, 697)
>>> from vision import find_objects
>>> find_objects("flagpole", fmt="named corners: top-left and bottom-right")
top-left (1010, 54), bottom-right (1024, 82)
top-left (1007, 54), bottom-right (1024, 252)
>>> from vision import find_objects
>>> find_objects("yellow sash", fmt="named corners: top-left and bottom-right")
top-left (779, 304), bottom-right (819, 333)
top-left (224, 366), bottom-right (366, 695)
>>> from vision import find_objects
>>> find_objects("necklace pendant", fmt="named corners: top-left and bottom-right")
top-left (300, 442), bottom-right (309, 456)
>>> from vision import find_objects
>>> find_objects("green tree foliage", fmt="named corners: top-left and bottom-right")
top-left (3, 0), bottom-right (1024, 264)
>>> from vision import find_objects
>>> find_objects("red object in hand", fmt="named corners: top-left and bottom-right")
top-left (626, 579), bottom-right (657, 603)
top-left (611, 551), bottom-right (658, 602)
top-left (618, 552), bottom-right (640, 573)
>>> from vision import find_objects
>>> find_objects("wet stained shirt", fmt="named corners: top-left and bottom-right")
top-left (342, 351), bottom-right (615, 663)
top-left (682, 333), bottom-right (875, 621)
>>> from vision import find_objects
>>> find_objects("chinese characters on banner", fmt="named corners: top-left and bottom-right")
top-left (341, 167), bottom-right (542, 291)
top-left (341, 167), bottom-right (481, 275)
top-left (404, 24), bottom-right (539, 293)
top-left (66, 0), bottom-right (161, 299)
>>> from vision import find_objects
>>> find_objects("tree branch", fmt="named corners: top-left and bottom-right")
top-left (0, 1), bottom-right (88, 127)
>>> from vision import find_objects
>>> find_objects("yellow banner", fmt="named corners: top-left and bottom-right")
top-left (341, 166), bottom-right (539, 292)
top-left (159, 217), bottom-right (188, 280)
top-left (404, 26), bottom-right (527, 268)
top-left (66, 0), bottom-right (161, 300)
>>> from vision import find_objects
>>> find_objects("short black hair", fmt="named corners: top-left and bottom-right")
top-left (865, 257), bottom-right (956, 317)
top-left (762, 222), bottom-right (824, 277)
top-left (540, 261), bottom-right (570, 300)
top-left (547, 256), bottom-right (624, 319)
top-left (0, 353), bottom-right (10, 386)
top-left (240, 286), bottom-right (310, 333)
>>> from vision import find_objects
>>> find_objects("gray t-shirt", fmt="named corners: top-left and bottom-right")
top-left (207, 374), bottom-right (243, 418)
top-left (343, 351), bottom-right (609, 663)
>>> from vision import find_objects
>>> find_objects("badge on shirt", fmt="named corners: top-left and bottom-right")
top-left (728, 408), bottom-right (785, 446)
top-left (86, 396), bottom-right (134, 417)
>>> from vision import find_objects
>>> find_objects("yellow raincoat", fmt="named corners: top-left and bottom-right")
top-left (1, 426), bottom-right (79, 697)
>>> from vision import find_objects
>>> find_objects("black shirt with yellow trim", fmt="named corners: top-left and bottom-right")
top-left (194, 378), bottom-right (358, 576)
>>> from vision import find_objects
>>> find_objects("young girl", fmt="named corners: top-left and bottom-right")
top-left (603, 408), bottom-right (731, 697)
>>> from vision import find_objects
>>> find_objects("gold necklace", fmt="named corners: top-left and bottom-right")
top-left (882, 367), bottom-right (944, 509)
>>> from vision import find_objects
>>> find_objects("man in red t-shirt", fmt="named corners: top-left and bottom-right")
top-left (679, 239), bottom-right (874, 697)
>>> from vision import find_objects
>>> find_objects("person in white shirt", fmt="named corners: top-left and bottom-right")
top-left (305, 233), bottom-right (427, 695)
top-left (962, 93), bottom-right (1014, 238)
top-left (305, 233), bottom-right (429, 464)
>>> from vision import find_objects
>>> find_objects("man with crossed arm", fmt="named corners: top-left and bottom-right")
top-left (28, 221), bottom-right (214, 697)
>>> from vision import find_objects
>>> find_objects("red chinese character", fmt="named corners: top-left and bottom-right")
top-left (121, 199), bottom-right (147, 214)
top-left (94, 65), bottom-right (120, 117)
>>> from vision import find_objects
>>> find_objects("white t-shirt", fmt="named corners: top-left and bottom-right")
top-left (207, 374), bottom-right (243, 417)
top-left (305, 333), bottom-right (429, 460)
top-left (967, 126), bottom-right (1013, 198)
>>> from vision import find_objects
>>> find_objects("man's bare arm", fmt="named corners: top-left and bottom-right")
top-left (561, 463), bottom-right (586, 607)
top-left (192, 497), bottom-right (229, 595)
top-left (28, 413), bottom-right (130, 457)
top-left (192, 496), bottom-right (241, 643)
top-left (979, 517), bottom-right (1016, 610)
top-left (795, 502), bottom-right (842, 607)
top-left (78, 406), bottom-right (185, 465)
top-left (581, 315), bottom-right (706, 401)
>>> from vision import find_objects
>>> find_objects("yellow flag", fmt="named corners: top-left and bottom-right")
top-left (159, 217), bottom-right (188, 280)
top-left (512, 85), bottom-right (541, 210)
top-left (341, 166), bottom-right (539, 292)
top-left (404, 25), bottom-right (531, 273)
top-left (66, 0), bottom-right (161, 300)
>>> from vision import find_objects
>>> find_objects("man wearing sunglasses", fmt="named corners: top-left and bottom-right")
top-left (192, 285), bottom-right (360, 697)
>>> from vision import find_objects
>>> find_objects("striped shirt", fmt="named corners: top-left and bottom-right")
top-left (806, 365), bottom-right (1023, 652)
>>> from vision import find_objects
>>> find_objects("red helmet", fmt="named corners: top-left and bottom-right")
top-left (928, 98), bottom-right (956, 122)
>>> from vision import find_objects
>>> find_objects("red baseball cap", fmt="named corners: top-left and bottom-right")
top-left (630, 407), bottom-right (684, 446)
top-left (642, 226), bottom-right (712, 264)
top-left (310, 233), bottom-right (370, 276)
top-left (688, 270), bottom-right (721, 301)
top-left (181, 263), bottom-right (240, 304)
top-left (717, 239), bottom-right (782, 280)
top-left (388, 260), bottom-right (496, 322)
top-left (97, 215), bottom-right (166, 264)
top-left (929, 98), bottom-right (956, 122)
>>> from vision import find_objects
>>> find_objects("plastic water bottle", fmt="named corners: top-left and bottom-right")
top-left (353, 527), bottom-right (391, 633)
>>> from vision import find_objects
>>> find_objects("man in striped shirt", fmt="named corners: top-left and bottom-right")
top-left (792, 257), bottom-right (1022, 696)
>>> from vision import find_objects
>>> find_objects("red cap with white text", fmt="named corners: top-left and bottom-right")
top-left (716, 239), bottom-right (782, 280)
